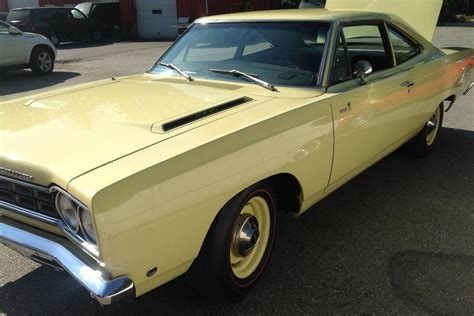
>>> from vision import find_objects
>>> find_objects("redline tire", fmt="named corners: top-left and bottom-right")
top-left (188, 181), bottom-right (277, 302)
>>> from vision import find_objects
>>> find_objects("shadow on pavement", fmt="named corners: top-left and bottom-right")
top-left (0, 127), bottom-right (473, 314)
top-left (0, 71), bottom-right (80, 98)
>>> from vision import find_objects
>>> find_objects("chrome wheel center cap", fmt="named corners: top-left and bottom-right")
top-left (426, 114), bottom-right (437, 134)
top-left (233, 215), bottom-right (260, 257)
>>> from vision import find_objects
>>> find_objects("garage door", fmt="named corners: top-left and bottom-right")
top-left (7, 0), bottom-right (38, 9)
top-left (136, 0), bottom-right (178, 40)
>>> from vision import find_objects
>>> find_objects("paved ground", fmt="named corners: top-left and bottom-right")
top-left (0, 27), bottom-right (473, 315)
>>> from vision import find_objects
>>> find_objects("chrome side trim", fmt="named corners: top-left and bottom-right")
top-left (0, 221), bottom-right (135, 305)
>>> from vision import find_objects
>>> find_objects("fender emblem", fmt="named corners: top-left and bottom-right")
top-left (0, 167), bottom-right (34, 181)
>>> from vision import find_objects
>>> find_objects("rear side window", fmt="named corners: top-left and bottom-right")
top-left (387, 26), bottom-right (421, 65)
top-left (6, 10), bottom-right (29, 23)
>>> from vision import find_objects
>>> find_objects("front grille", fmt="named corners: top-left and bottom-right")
top-left (0, 178), bottom-right (59, 218)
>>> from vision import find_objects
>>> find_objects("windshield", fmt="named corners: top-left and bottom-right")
top-left (150, 22), bottom-right (330, 87)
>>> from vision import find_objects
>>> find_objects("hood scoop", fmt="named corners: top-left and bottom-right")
top-left (153, 96), bottom-right (253, 133)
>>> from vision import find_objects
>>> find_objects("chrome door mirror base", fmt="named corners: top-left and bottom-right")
top-left (353, 60), bottom-right (373, 85)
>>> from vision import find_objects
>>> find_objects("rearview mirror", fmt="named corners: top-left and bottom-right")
top-left (353, 60), bottom-right (373, 85)
top-left (8, 26), bottom-right (22, 35)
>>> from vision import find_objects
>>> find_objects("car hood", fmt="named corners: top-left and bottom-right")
top-left (0, 75), bottom-right (279, 188)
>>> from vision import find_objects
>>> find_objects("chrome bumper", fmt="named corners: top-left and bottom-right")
top-left (0, 219), bottom-right (135, 305)
top-left (463, 82), bottom-right (473, 95)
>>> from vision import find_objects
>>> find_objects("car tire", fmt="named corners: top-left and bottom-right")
top-left (188, 181), bottom-right (277, 302)
top-left (91, 30), bottom-right (102, 42)
top-left (30, 47), bottom-right (54, 75)
top-left (404, 103), bottom-right (444, 158)
top-left (49, 33), bottom-right (60, 46)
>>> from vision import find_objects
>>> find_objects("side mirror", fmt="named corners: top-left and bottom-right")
top-left (8, 26), bottom-right (22, 35)
top-left (353, 60), bottom-right (373, 85)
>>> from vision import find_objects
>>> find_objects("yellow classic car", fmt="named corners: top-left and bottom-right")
top-left (1, 1), bottom-right (473, 305)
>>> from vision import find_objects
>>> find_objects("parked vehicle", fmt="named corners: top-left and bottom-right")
top-left (0, 20), bottom-right (56, 74)
top-left (0, 0), bottom-right (473, 306)
top-left (75, 2), bottom-right (120, 36)
top-left (6, 7), bottom-right (102, 45)
top-left (0, 12), bottom-right (7, 21)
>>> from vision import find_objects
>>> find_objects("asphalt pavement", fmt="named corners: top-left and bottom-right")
top-left (0, 27), bottom-right (473, 315)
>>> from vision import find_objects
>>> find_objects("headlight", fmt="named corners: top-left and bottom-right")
top-left (55, 193), bottom-right (79, 232)
top-left (79, 206), bottom-right (97, 244)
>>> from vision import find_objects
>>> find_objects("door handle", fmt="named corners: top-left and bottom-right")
top-left (401, 81), bottom-right (415, 88)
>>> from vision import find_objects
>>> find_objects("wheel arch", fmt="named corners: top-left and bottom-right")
top-left (29, 44), bottom-right (56, 63)
top-left (443, 94), bottom-right (456, 112)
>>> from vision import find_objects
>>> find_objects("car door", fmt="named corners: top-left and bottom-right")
top-left (325, 21), bottom-right (415, 190)
top-left (0, 21), bottom-right (27, 66)
top-left (69, 8), bottom-right (90, 38)
top-left (385, 23), bottom-right (439, 132)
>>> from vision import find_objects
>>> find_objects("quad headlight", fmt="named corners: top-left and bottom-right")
top-left (55, 193), bottom-right (80, 232)
top-left (79, 206), bottom-right (97, 244)
top-left (55, 192), bottom-right (97, 246)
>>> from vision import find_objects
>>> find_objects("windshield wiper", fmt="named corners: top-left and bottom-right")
top-left (210, 68), bottom-right (277, 91)
top-left (158, 62), bottom-right (193, 81)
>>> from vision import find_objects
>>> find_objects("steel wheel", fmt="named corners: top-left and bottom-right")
top-left (426, 106), bottom-right (441, 146)
top-left (403, 103), bottom-right (444, 158)
top-left (188, 182), bottom-right (277, 301)
top-left (230, 196), bottom-right (271, 279)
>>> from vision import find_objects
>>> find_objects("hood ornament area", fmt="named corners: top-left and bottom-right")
top-left (0, 167), bottom-right (34, 181)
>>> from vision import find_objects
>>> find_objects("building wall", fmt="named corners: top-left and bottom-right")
top-left (177, 0), bottom-right (279, 20)
top-left (39, 0), bottom-right (80, 6)
top-left (0, 0), bottom-right (8, 11)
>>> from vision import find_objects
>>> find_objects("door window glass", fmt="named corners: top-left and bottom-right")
top-left (342, 24), bottom-right (392, 73)
top-left (71, 9), bottom-right (87, 19)
top-left (387, 26), bottom-right (420, 65)
top-left (331, 33), bottom-right (351, 84)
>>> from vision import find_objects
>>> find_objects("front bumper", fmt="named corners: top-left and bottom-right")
top-left (0, 218), bottom-right (135, 305)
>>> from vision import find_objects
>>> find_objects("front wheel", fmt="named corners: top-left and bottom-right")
top-left (188, 182), bottom-right (277, 301)
top-left (404, 103), bottom-right (444, 157)
top-left (30, 47), bottom-right (54, 75)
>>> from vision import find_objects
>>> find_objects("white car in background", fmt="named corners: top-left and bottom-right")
top-left (0, 20), bottom-right (56, 75)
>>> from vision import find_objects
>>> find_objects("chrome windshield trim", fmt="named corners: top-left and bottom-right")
top-left (0, 220), bottom-right (135, 305)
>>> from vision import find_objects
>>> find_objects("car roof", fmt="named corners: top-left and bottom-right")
top-left (12, 7), bottom-right (69, 10)
top-left (197, 8), bottom-right (390, 23)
